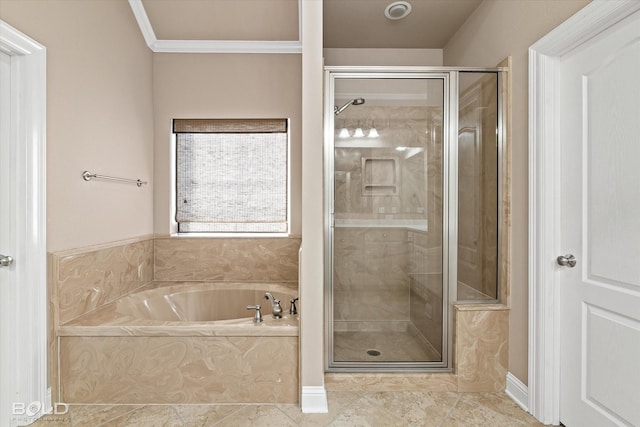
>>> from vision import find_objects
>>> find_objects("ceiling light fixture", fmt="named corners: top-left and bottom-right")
top-left (384, 1), bottom-right (412, 20)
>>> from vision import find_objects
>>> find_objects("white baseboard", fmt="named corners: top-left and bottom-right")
top-left (301, 386), bottom-right (328, 413)
top-left (505, 372), bottom-right (529, 412)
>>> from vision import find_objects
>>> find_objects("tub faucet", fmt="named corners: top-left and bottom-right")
top-left (246, 304), bottom-right (263, 323)
top-left (264, 293), bottom-right (283, 318)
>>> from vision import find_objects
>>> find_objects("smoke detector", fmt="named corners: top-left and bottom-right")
top-left (385, 1), bottom-right (412, 20)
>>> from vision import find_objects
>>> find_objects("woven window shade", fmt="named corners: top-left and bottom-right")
top-left (175, 119), bottom-right (289, 234)
top-left (173, 119), bottom-right (287, 134)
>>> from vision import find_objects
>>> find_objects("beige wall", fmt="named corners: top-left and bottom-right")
top-left (152, 53), bottom-right (302, 236)
top-left (0, 0), bottom-right (154, 252)
top-left (324, 48), bottom-right (443, 66)
top-left (443, 0), bottom-right (590, 384)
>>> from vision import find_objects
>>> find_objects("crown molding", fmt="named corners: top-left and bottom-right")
top-left (128, 0), bottom-right (302, 54)
top-left (128, 0), bottom-right (157, 48)
top-left (151, 39), bottom-right (302, 54)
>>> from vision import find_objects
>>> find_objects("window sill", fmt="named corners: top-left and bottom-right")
top-left (170, 232), bottom-right (292, 239)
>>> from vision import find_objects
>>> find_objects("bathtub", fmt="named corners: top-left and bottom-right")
top-left (57, 282), bottom-right (299, 404)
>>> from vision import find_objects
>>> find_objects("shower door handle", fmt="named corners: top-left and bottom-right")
top-left (556, 254), bottom-right (576, 268)
top-left (0, 254), bottom-right (14, 267)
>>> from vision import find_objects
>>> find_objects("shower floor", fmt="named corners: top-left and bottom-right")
top-left (333, 321), bottom-right (441, 363)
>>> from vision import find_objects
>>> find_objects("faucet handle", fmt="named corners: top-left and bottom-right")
top-left (289, 297), bottom-right (299, 315)
top-left (246, 304), bottom-right (263, 323)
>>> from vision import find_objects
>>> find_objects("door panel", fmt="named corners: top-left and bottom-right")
top-left (586, 40), bottom-right (640, 288)
top-left (559, 10), bottom-right (640, 427)
top-left (329, 75), bottom-right (447, 368)
top-left (584, 304), bottom-right (640, 425)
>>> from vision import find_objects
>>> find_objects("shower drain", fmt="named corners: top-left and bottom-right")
top-left (366, 349), bottom-right (381, 357)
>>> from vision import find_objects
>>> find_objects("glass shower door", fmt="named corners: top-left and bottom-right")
top-left (328, 74), bottom-right (449, 369)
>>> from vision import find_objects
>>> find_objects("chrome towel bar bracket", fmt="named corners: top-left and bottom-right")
top-left (82, 171), bottom-right (147, 187)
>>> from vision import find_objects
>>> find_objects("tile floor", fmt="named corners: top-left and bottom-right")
top-left (28, 391), bottom-right (544, 426)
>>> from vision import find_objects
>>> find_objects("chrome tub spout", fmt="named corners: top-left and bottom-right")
top-left (264, 293), bottom-right (283, 319)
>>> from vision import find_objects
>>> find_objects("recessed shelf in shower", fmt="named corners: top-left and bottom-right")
top-left (361, 157), bottom-right (400, 196)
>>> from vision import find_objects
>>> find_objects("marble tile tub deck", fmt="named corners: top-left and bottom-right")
top-left (28, 391), bottom-right (543, 426)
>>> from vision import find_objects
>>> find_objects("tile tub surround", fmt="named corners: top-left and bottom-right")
top-left (49, 237), bottom-right (155, 403)
top-left (57, 282), bottom-right (299, 404)
top-left (59, 336), bottom-right (298, 404)
top-left (154, 237), bottom-right (301, 282)
top-left (50, 236), bottom-right (301, 406)
top-left (50, 237), bottom-right (155, 325)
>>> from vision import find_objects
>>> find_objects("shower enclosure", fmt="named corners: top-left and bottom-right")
top-left (325, 67), bottom-right (503, 371)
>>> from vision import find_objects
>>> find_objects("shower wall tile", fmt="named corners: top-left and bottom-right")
top-left (479, 75), bottom-right (499, 299)
top-left (154, 237), bottom-right (301, 282)
top-left (333, 227), bottom-right (410, 322)
top-left (499, 58), bottom-right (512, 306)
top-left (334, 289), bottom-right (409, 322)
top-left (59, 336), bottom-right (298, 404)
top-left (499, 175), bottom-right (511, 305)
top-left (458, 73), bottom-right (500, 300)
top-left (454, 305), bottom-right (509, 392)
top-left (51, 237), bottom-right (154, 325)
top-left (333, 320), bottom-right (409, 332)
top-left (334, 106), bottom-right (441, 220)
top-left (410, 279), bottom-right (443, 355)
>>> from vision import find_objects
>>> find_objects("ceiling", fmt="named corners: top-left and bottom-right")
top-left (138, 0), bottom-right (483, 49)
top-left (142, 0), bottom-right (299, 41)
top-left (323, 0), bottom-right (482, 49)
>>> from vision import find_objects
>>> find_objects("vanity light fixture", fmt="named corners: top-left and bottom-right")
top-left (384, 1), bottom-right (412, 20)
top-left (353, 126), bottom-right (365, 138)
top-left (338, 120), bottom-right (381, 138)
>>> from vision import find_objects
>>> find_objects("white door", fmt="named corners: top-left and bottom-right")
top-left (0, 49), bottom-right (18, 426)
top-left (0, 21), bottom-right (48, 427)
top-left (558, 9), bottom-right (640, 427)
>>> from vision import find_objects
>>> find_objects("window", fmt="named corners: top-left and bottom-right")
top-left (174, 119), bottom-right (289, 234)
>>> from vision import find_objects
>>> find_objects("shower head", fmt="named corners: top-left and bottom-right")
top-left (334, 97), bottom-right (365, 115)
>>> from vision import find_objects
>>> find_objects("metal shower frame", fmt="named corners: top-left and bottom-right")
top-left (323, 66), bottom-right (505, 372)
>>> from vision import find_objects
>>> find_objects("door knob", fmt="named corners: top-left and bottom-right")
top-left (557, 254), bottom-right (576, 268)
top-left (0, 254), bottom-right (14, 267)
